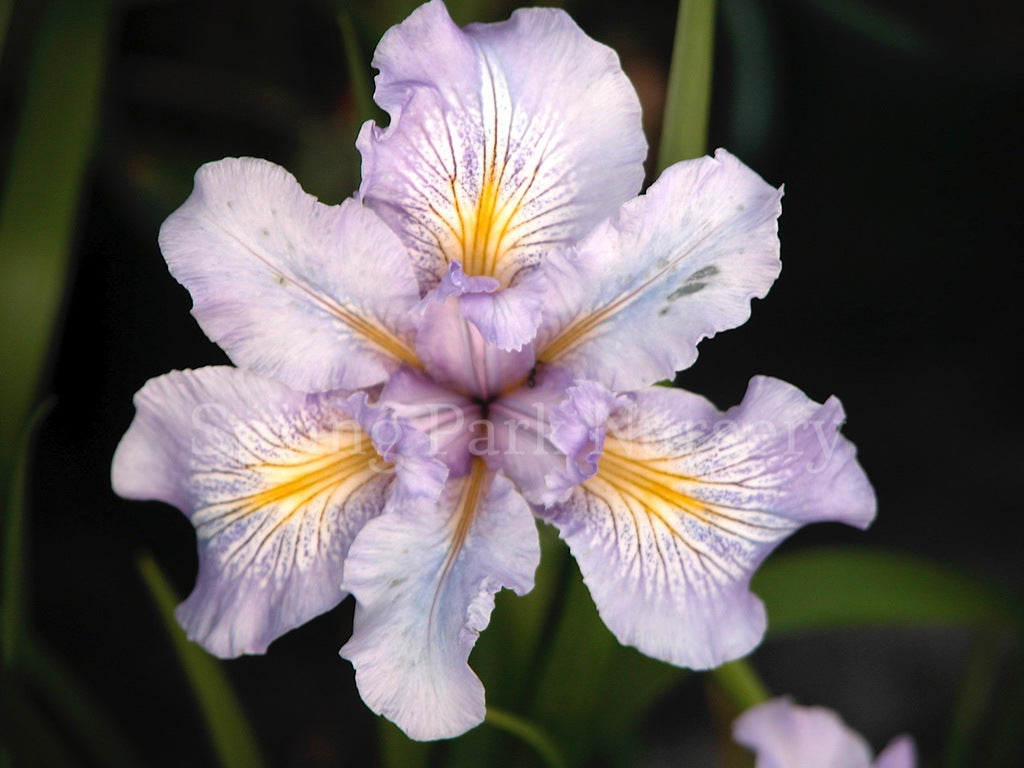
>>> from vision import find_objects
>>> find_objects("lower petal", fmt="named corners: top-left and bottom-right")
top-left (112, 366), bottom-right (444, 657)
top-left (540, 376), bottom-right (876, 669)
top-left (341, 460), bottom-right (539, 740)
top-left (732, 697), bottom-right (875, 768)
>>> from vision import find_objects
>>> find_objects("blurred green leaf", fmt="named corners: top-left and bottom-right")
top-left (337, 8), bottom-right (377, 125)
top-left (137, 554), bottom-right (265, 768)
top-left (0, 0), bottom-right (112, 472)
top-left (720, 0), bottom-right (777, 159)
top-left (0, 671), bottom-right (83, 768)
top-left (658, 0), bottom-right (717, 171)
top-left (982, 644), bottom-right (1024, 768)
top-left (443, 0), bottom-right (491, 25)
top-left (708, 658), bottom-right (769, 712)
top-left (944, 633), bottom-right (1007, 768)
top-left (484, 708), bottom-right (567, 768)
top-left (20, 634), bottom-right (146, 768)
top-left (527, 559), bottom-right (684, 766)
top-left (377, 718), bottom-right (431, 768)
top-left (788, 0), bottom-right (934, 56)
top-left (0, 0), bottom-right (12, 56)
top-left (1, 399), bottom-right (53, 670)
top-left (755, 547), bottom-right (1024, 635)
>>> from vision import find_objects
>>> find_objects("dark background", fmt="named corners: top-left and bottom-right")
top-left (5, 0), bottom-right (1022, 765)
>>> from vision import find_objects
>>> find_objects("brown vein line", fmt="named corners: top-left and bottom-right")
top-left (224, 454), bottom-right (381, 569)
top-left (201, 215), bottom-right (420, 368)
top-left (428, 458), bottom-right (489, 637)
top-left (597, 454), bottom-right (786, 539)
top-left (585, 474), bottom-right (735, 584)
top-left (537, 222), bottom-right (726, 364)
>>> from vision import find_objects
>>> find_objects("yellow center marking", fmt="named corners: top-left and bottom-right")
top-left (588, 440), bottom-right (790, 541)
top-left (455, 177), bottom-right (530, 281)
top-left (428, 458), bottom-right (489, 635)
top-left (201, 428), bottom-right (390, 561)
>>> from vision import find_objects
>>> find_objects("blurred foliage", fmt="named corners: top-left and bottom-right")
top-left (658, 0), bottom-right (717, 169)
top-left (756, 548), bottom-right (1024, 637)
top-left (0, 0), bottom-right (112, 478)
top-left (137, 555), bottom-right (265, 768)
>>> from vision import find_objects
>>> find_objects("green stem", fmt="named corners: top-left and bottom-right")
top-left (944, 632), bottom-right (1007, 768)
top-left (0, 0), bottom-right (112, 472)
top-left (337, 8), bottom-right (376, 125)
top-left (657, 0), bottom-right (717, 171)
top-left (22, 634), bottom-right (146, 768)
top-left (0, 0), bottom-right (12, 56)
top-left (709, 659), bottom-right (770, 712)
top-left (519, 540), bottom-right (573, 711)
top-left (1, 399), bottom-right (54, 669)
top-left (137, 554), bottom-right (266, 768)
top-left (484, 707), bottom-right (568, 768)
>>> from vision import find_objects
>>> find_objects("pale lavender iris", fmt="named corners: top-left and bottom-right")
top-left (734, 698), bottom-right (917, 768)
top-left (112, 0), bottom-right (876, 741)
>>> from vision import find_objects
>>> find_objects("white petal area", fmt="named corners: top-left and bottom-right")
top-left (874, 737), bottom-right (917, 768)
top-left (536, 149), bottom-right (783, 391)
top-left (341, 461), bottom-right (540, 740)
top-left (160, 157), bottom-right (421, 392)
top-left (111, 366), bottom-right (444, 657)
top-left (539, 377), bottom-right (876, 669)
top-left (358, 0), bottom-right (646, 294)
top-left (733, 698), bottom-right (875, 768)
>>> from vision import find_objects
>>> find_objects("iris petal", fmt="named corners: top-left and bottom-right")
top-left (733, 697), bottom-right (915, 768)
top-left (112, 366), bottom-right (445, 657)
top-left (536, 150), bottom-right (783, 391)
top-left (539, 377), bottom-right (876, 670)
top-left (160, 157), bottom-right (421, 392)
top-left (359, 0), bottom-right (646, 347)
top-left (342, 460), bottom-right (539, 740)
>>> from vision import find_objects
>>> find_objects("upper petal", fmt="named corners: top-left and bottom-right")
top-left (732, 697), bottom-right (875, 768)
top-left (539, 376), bottom-right (876, 669)
top-left (359, 0), bottom-right (646, 296)
top-left (159, 157), bottom-right (421, 392)
top-left (535, 149), bottom-right (783, 391)
top-left (111, 366), bottom-right (445, 657)
top-left (341, 460), bottom-right (540, 740)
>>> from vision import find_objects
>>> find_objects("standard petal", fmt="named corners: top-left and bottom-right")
top-left (112, 366), bottom-right (444, 657)
top-left (159, 157), bottom-right (421, 391)
top-left (873, 737), bottom-right (917, 768)
top-left (732, 697), bottom-right (875, 768)
top-left (536, 149), bottom-right (783, 391)
top-left (359, 0), bottom-right (646, 293)
top-left (539, 376), bottom-right (876, 669)
top-left (341, 460), bottom-right (540, 740)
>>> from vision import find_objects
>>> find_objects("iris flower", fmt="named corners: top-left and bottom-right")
top-left (733, 698), bottom-right (917, 768)
top-left (112, 0), bottom-right (875, 740)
